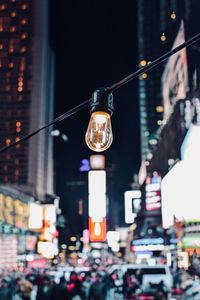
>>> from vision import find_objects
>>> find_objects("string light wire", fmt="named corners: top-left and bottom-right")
top-left (1, 32), bottom-right (200, 153)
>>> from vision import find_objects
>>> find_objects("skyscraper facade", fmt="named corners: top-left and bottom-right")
top-left (136, 0), bottom-right (200, 236)
top-left (0, 0), bottom-right (54, 200)
top-left (138, 0), bottom-right (200, 165)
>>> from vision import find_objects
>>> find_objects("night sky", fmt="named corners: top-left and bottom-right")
top-left (49, 0), bottom-right (140, 230)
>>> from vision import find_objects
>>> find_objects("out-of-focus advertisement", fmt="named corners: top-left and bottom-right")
top-left (88, 170), bottom-right (107, 242)
top-left (162, 21), bottom-right (188, 121)
top-left (28, 202), bottom-right (43, 230)
top-left (145, 172), bottom-right (161, 211)
top-left (26, 235), bottom-right (37, 251)
top-left (0, 193), bottom-right (29, 229)
top-left (131, 237), bottom-right (164, 252)
top-left (162, 124), bottom-right (200, 228)
top-left (0, 235), bottom-right (18, 269)
top-left (40, 204), bottom-right (57, 241)
top-left (90, 155), bottom-right (105, 170)
top-left (89, 217), bottom-right (106, 242)
top-left (161, 160), bottom-right (200, 228)
top-left (37, 241), bottom-right (58, 259)
top-left (124, 190), bottom-right (141, 224)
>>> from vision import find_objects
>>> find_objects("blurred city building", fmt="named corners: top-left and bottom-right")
top-left (0, 0), bottom-right (54, 200)
top-left (135, 0), bottom-right (200, 264)
top-left (0, 0), bottom-right (56, 269)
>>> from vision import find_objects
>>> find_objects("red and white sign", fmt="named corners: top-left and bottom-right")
top-left (88, 170), bottom-right (107, 242)
top-left (0, 235), bottom-right (18, 270)
top-left (145, 173), bottom-right (161, 211)
top-left (89, 217), bottom-right (106, 242)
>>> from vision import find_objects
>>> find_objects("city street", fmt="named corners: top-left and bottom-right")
top-left (1, 0), bottom-right (200, 299)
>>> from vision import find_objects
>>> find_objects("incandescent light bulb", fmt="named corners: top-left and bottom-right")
top-left (85, 87), bottom-right (114, 152)
top-left (85, 111), bottom-right (113, 152)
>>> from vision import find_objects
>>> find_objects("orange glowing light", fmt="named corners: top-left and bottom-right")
top-left (89, 217), bottom-right (106, 242)
top-left (5, 138), bottom-right (11, 145)
top-left (16, 121), bottom-right (21, 127)
top-left (9, 62), bottom-right (14, 68)
top-left (10, 26), bottom-right (16, 33)
top-left (21, 19), bottom-right (28, 25)
top-left (21, 33), bottom-right (27, 39)
top-left (18, 81), bottom-right (23, 87)
top-left (18, 87), bottom-right (23, 92)
top-left (11, 11), bottom-right (17, 17)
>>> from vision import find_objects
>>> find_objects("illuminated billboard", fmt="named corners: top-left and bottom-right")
top-left (0, 193), bottom-right (29, 229)
top-left (181, 124), bottom-right (200, 163)
top-left (88, 170), bottom-right (106, 242)
top-left (131, 237), bottom-right (164, 252)
top-left (145, 172), bottom-right (161, 211)
top-left (162, 21), bottom-right (188, 121)
top-left (90, 155), bottom-right (105, 170)
top-left (29, 203), bottom-right (43, 230)
top-left (89, 217), bottom-right (106, 242)
top-left (124, 190), bottom-right (141, 223)
top-left (161, 160), bottom-right (200, 228)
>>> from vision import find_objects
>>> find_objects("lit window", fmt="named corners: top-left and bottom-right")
top-left (16, 121), bottom-right (21, 127)
top-left (15, 169), bottom-right (19, 176)
top-left (21, 19), bottom-right (28, 25)
top-left (21, 4), bottom-right (28, 10)
top-left (139, 60), bottom-right (147, 67)
top-left (9, 45), bottom-right (14, 53)
top-left (18, 81), bottom-right (23, 87)
top-left (11, 11), bottom-right (17, 17)
top-left (18, 86), bottom-right (23, 92)
top-left (141, 73), bottom-right (147, 79)
top-left (21, 33), bottom-right (27, 39)
top-left (5, 138), bottom-right (11, 145)
top-left (156, 106), bottom-right (164, 113)
top-left (0, 4), bottom-right (6, 11)
top-left (0, 43), bottom-right (3, 50)
top-left (8, 62), bottom-right (14, 68)
top-left (10, 26), bottom-right (16, 32)
top-left (171, 12), bottom-right (176, 20)
top-left (20, 47), bottom-right (26, 53)
top-left (161, 33), bottom-right (166, 42)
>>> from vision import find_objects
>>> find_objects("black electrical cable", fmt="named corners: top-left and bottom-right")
top-left (109, 32), bottom-right (200, 92)
top-left (0, 98), bottom-right (91, 153)
top-left (0, 32), bottom-right (200, 154)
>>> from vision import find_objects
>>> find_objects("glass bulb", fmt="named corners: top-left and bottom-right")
top-left (85, 111), bottom-right (113, 152)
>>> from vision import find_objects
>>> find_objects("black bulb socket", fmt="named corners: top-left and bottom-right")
top-left (90, 87), bottom-right (114, 116)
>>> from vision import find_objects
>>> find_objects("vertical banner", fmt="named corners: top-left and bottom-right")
top-left (88, 170), bottom-right (106, 241)
top-left (162, 21), bottom-right (188, 121)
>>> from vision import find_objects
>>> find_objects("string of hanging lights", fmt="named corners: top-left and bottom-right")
top-left (0, 32), bottom-right (200, 154)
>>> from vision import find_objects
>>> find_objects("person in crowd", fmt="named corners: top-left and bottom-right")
top-left (88, 273), bottom-right (106, 300)
top-left (49, 275), bottom-right (70, 300)
top-left (18, 278), bottom-right (33, 300)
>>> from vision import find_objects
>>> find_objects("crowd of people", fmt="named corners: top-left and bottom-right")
top-left (0, 264), bottom-right (198, 300)
top-left (0, 267), bottom-right (112, 300)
